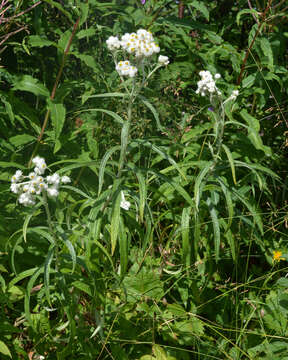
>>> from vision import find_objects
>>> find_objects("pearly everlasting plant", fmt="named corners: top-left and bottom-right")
top-left (10, 157), bottom-right (71, 206)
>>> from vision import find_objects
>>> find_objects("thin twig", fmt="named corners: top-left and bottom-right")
top-left (0, 26), bottom-right (27, 47)
top-left (237, 0), bottom-right (273, 85)
top-left (247, 0), bottom-right (259, 23)
top-left (1, 1), bottom-right (42, 23)
top-left (273, 0), bottom-right (285, 9)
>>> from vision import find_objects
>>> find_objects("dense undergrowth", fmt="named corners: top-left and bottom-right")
top-left (0, 0), bottom-right (288, 359)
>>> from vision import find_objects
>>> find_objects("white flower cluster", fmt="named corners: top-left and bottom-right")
top-left (106, 29), bottom-right (169, 78)
top-left (107, 29), bottom-right (160, 57)
top-left (158, 55), bottom-right (169, 66)
top-left (196, 71), bottom-right (222, 97)
top-left (116, 61), bottom-right (138, 78)
top-left (10, 156), bottom-right (71, 206)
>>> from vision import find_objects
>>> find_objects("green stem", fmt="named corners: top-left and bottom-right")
top-left (42, 191), bottom-right (59, 270)
top-left (117, 96), bottom-right (133, 177)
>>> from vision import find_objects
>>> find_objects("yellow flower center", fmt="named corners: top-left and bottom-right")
top-left (273, 250), bottom-right (284, 262)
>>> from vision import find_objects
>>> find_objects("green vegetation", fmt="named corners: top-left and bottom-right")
top-left (1, 0), bottom-right (288, 359)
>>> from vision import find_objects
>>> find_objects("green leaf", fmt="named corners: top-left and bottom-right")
top-left (47, 100), bottom-right (66, 140)
top-left (23, 212), bottom-right (34, 243)
top-left (72, 52), bottom-right (97, 69)
top-left (8, 268), bottom-right (38, 289)
top-left (78, 108), bottom-right (124, 124)
top-left (28, 35), bottom-right (55, 48)
top-left (119, 218), bottom-right (128, 277)
top-left (71, 280), bottom-right (92, 296)
top-left (207, 196), bottom-right (221, 262)
top-left (76, 28), bottom-right (96, 39)
top-left (44, 246), bottom-right (55, 306)
top-left (134, 139), bottom-right (187, 181)
top-left (135, 170), bottom-right (147, 223)
top-left (181, 207), bottom-right (191, 267)
top-left (259, 37), bottom-right (274, 71)
top-left (9, 134), bottom-right (35, 147)
top-left (240, 109), bottom-right (272, 155)
top-left (276, 278), bottom-right (288, 288)
top-left (111, 190), bottom-right (121, 255)
top-left (222, 144), bottom-right (237, 185)
top-left (0, 341), bottom-right (12, 358)
top-left (236, 8), bottom-right (259, 26)
top-left (191, 0), bottom-right (209, 20)
top-left (79, 2), bottom-right (89, 26)
top-left (42, 0), bottom-right (73, 22)
top-left (140, 97), bottom-right (164, 132)
top-left (153, 344), bottom-right (168, 360)
top-left (98, 145), bottom-right (121, 195)
top-left (12, 75), bottom-right (49, 97)
top-left (194, 162), bottom-right (213, 211)
top-left (242, 74), bottom-right (256, 88)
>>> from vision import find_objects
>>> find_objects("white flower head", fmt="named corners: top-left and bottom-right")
top-left (106, 36), bottom-right (121, 51)
top-left (32, 156), bottom-right (47, 175)
top-left (10, 158), bottom-right (71, 206)
top-left (116, 61), bottom-right (138, 78)
top-left (158, 55), bottom-right (169, 66)
top-left (196, 70), bottom-right (221, 98)
top-left (61, 175), bottom-right (71, 184)
top-left (46, 173), bottom-right (60, 186)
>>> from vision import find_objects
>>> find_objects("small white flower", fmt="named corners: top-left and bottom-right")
top-left (19, 192), bottom-right (35, 206)
top-left (61, 175), bottom-right (71, 184)
top-left (10, 183), bottom-right (20, 194)
top-left (116, 61), bottom-right (138, 78)
top-left (158, 55), bottom-right (169, 66)
top-left (106, 36), bottom-right (121, 51)
top-left (47, 186), bottom-right (59, 198)
top-left (11, 170), bottom-right (23, 183)
top-left (230, 90), bottom-right (239, 100)
top-left (46, 173), bottom-right (60, 186)
top-left (214, 73), bottom-right (221, 79)
top-left (120, 191), bottom-right (131, 210)
top-left (28, 172), bottom-right (36, 180)
top-left (32, 156), bottom-right (47, 174)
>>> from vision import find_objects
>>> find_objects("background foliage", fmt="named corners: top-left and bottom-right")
top-left (1, 0), bottom-right (288, 359)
